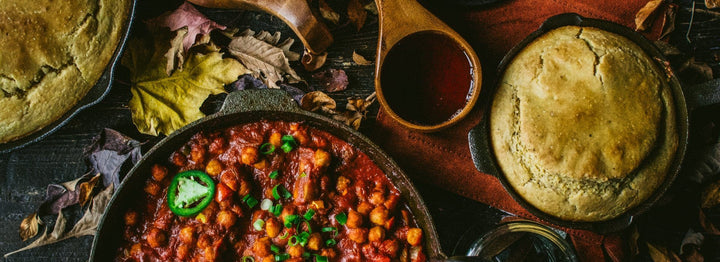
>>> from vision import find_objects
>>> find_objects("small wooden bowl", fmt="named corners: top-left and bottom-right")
top-left (374, 0), bottom-right (482, 132)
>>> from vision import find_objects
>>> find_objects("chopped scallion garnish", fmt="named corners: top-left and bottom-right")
top-left (271, 203), bottom-right (283, 216)
top-left (269, 170), bottom-right (280, 179)
top-left (253, 219), bottom-right (265, 231)
top-left (243, 195), bottom-right (258, 209)
top-left (274, 253), bottom-right (290, 261)
top-left (304, 209), bottom-right (315, 220)
top-left (302, 252), bottom-right (311, 259)
top-left (260, 143), bottom-right (275, 155)
top-left (325, 238), bottom-right (337, 247)
top-left (260, 199), bottom-right (273, 211)
top-left (321, 226), bottom-right (338, 237)
top-left (336, 212), bottom-right (347, 225)
top-left (242, 256), bottom-right (255, 262)
top-left (298, 231), bottom-right (310, 246)
top-left (284, 214), bottom-right (299, 228)
top-left (315, 255), bottom-right (328, 262)
top-left (288, 236), bottom-right (299, 246)
top-left (280, 143), bottom-right (293, 153)
top-left (270, 244), bottom-right (280, 254)
top-left (279, 231), bottom-right (289, 239)
top-left (272, 184), bottom-right (292, 200)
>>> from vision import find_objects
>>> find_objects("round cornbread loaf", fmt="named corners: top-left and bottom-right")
top-left (0, 0), bottom-right (131, 143)
top-left (490, 26), bottom-right (678, 222)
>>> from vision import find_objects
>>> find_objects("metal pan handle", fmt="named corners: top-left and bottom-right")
top-left (685, 79), bottom-right (720, 112)
top-left (220, 89), bottom-right (300, 114)
top-left (468, 116), bottom-right (500, 176)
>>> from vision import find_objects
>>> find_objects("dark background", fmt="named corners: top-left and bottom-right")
top-left (0, 0), bottom-right (718, 261)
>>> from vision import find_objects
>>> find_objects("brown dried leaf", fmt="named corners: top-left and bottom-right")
top-left (19, 213), bottom-right (41, 241)
top-left (318, 0), bottom-right (340, 25)
top-left (164, 27), bottom-right (188, 75)
top-left (628, 225), bottom-right (640, 256)
top-left (228, 30), bottom-right (302, 89)
top-left (145, 1), bottom-right (226, 53)
top-left (680, 245), bottom-right (704, 262)
top-left (364, 1), bottom-right (378, 15)
top-left (635, 0), bottom-right (664, 31)
top-left (78, 173), bottom-right (102, 207)
top-left (312, 68), bottom-right (349, 92)
top-left (301, 91), bottom-right (337, 114)
top-left (352, 51), bottom-right (373, 65)
top-left (660, 4), bottom-right (677, 40)
top-left (702, 179), bottom-right (720, 208)
top-left (347, 0), bottom-right (367, 31)
top-left (707, 0), bottom-right (720, 9)
top-left (332, 92), bottom-right (376, 130)
top-left (646, 242), bottom-right (681, 262)
top-left (699, 209), bottom-right (720, 234)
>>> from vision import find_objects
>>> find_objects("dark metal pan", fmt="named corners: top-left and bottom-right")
top-left (0, 0), bottom-right (137, 154)
top-left (90, 89), bottom-right (486, 262)
top-left (468, 13), bottom-right (720, 233)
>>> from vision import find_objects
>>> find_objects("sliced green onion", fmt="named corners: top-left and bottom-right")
top-left (296, 220), bottom-right (312, 233)
top-left (302, 252), bottom-right (311, 259)
top-left (303, 209), bottom-right (315, 220)
top-left (288, 236), bottom-right (299, 246)
top-left (321, 226), bottom-right (338, 237)
top-left (271, 203), bottom-right (283, 216)
top-left (279, 231), bottom-right (289, 240)
top-left (274, 253), bottom-right (290, 261)
top-left (325, 238), bottom-right (337, 247)
top-left (335, 212), bottom-right (347, 225)
top-left (280, 143), bottom-right (293, 153)
top-left (272, 185), bottom-right (281, 199)
top-left (300, 172), bottom-right (307, 178)
top-left (281, 135), bottom-right (296, 144)
top-left (272, 184), bottom-right (291, 200)
top-left (244, 195), bottom-right (258, 209)
top-left (269, 170), bottom-right (280, 179)
top-left (260, 143), bottom-right (275, 155)
top-left (315, 255), bottom-right (328, 262)
top-left (253, 219), bottom-right (265, 231)
top-left (270, 244), bottom-right (280, 254)
top-left (242, 256), bottom-right (255, 262)
top-left (284, 214), bottom-right (299, 228)
top-left (297, 231), bottom-right (310, 246)
top-left (260, 199), bottom-right (273, 211)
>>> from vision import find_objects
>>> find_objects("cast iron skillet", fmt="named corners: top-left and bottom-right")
top-left (91, 89), bottom-right (486, 261)
top-left (468, 13), bottom-right (720, 233)
top-left (0, 0), bottom-right (137, 154)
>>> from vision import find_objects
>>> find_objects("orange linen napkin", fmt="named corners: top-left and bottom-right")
top-left (371, 0), bottom-right (667, 261)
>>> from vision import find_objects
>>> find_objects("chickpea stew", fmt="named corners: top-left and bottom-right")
top-left (116, 121), bottom-right (427, 262)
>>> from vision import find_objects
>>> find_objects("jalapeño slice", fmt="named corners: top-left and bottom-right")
top-left (167, 170), bottom-right (216, 217)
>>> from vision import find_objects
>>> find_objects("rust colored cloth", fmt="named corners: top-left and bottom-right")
top-left (371, 0), bottom-right (667, 261)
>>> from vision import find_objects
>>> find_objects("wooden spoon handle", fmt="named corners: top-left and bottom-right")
top-left (189, 0), bottom-right (333, 70)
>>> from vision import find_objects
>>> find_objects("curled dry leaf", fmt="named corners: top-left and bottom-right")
top-left (635, 0), bottom-right (664, 31)
top-left (364, 1), bottom-right (378, 15)
top-left (646, 242), bottom-right (681, 262)
top-left (164, 27), bottom-right (188, 75)
top-left (707, 0), bottom-right (720, 9)
top-left (78, 174), bottom-right (102, 207)
top-left (347, 0), bottom-right (368, 31)
top-left (701, 178), bottom-right (720, 208)
top-left (352, 51), bottom-right (373, 65)
top-left (302, 51), bottom-right (328, 72)
top-left (660, 4), bottom-right (677, 40)
top-left (332, 92), bottom-right (376, 130)
top-left (228, 30), bottom-right (302, 89)
top-left (85, 128), bottom-right (142, 189)
top-left (318, 0), bottom-right (340, 25)
top-left (301, 91), bottom-right (337, 113)
top-left (312, 68), bottom-right (349, 92)
top-left (145, 1), bottom-right (226, 53)
top-left (19, 213), bottom-right (41, 241)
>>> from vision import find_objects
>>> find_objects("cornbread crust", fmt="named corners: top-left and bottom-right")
top-left (491, 26), bottom-right (678, 221)
top-left (0, 0), bottom-right (131, 143)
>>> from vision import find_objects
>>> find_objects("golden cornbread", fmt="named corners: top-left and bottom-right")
top-left (490, 26), bottom-right (678, 221)
top-left (0, 0), bottom-right (131, 143)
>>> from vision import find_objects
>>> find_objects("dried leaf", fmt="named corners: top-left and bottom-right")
top-left (660, 4), bottom-right (677, 40)
top-left (331, 92), bottom-right (376, 130)
top-left (239, 29), bottom-right (300, 62)
top-left (228, 30), bottom-right (302, 89)
top-left (229, 74), bottom-right (268, 91)
top-left (145, 1), bottom-right (226, 53)
top-left (301, 91), bottom-right (337, 113)
top-left (646, 242), bottom-right (681, 262)
top-left (628, 225), bottom-right (640, 256)
top-left (702, 179), bottom-right (720, 208)
top-left (352, 51), bottom-right (373, 65)
top-left (680, 245), bottom-right (704, 262)
top-left (19, 213), bottom-right (41, 241)
top-left (164, 27), bottom-right (188, 75)
top-left (635, 0), bottom-right (664, 31)
top-left (78, 173), bottom-right (102, 207)
top-left (707, 0), bottom-right (720, 9)
top-left (84, 128), bottom-right (142, 189)
top-left (347, 0), bottom-right (367, 31)
top-left (38, 174), bottom-right (91, 215)
top-left (5, 185), bottom-right (114, 258)
top-left (318, 0), bottom-right (340, 25)
top-left (364, 1), bottom-right (378, 15)
top-left (123, 27), bottom-right (248, 136)
top-left (699, 209), bottom-right (720, 234)
top-left (312, 68), bottom-right (349, 92)
top-left (302, 51), bottom-right (328, 72)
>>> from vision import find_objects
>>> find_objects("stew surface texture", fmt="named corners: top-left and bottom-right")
top-left (116, 121), bottom-right (427, 262)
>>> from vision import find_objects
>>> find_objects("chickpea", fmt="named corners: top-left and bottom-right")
top-left (172, 152), bottom-right (187, 167)
top-left (346, 210), bottom-right (363, 229)
top-left (151, 164), bottom-right (168, 181)
top-left (370, 206), bottom-right (390, 226)
top-left (179, 226), bottom-right (195, 244)
top-left (384, 194), bottom-right (400, 211)
top-left (190, 144), bottom-right (206, 163)
top-left (124, 211), bottom-right (138, 226)
top-left (176, 244), bottom-right (190, 260)
top-left (146, 228), bottom-right (167, 248)
top-left (197, 234), bottom-right (211, 249)
top-left (269, 132), bottom-right (282, 147)
top-left (254, 159), bottom-right (268, 169)
top-left (306, 233), bottom-right (322, 251)
top-left (357, 202), bottom-right (373, 215)
top-left (217, 210), bottom-right (237, 228)
top-left (204, 246), bottom-right (217, 261)
top-left (369, 226), bottom-right (386, 242)
top-left (287, 244), bottom-right (304, 258)
top-left (406, 228), bottom-right (423, 246)
top-left (320, 248), bottom-right (337, 259)
top-left (314, 149), bottom-right (331, 168)
top-left (130, 243), bottom-right (142, 256)
top-left (293, 131), bottom-right (308, 146)
top-left (205, 159), bottom-right (223, 176)
top-left (144, 181), bottom-right (161, 196)
top-left (369, 190), bottom-right (385, 206)
top-left (380, 239), bottom-right (400, 258)
top-left (262, 255), bottom-right (275, 262)
top-left (241, 147), bottom-right (259, 165)
top-left (209, 137), bottom-right (226, 154)
top-left (238, 178), bottom-right (252, 196)
top-left (347, 228), bottom-right (368, 243)
top-left (265, 218), bottom-right (281, 238)
top-left (253, 237), bottom-right (272, 257)
top-left (336, 176), bottom-right (351, 195)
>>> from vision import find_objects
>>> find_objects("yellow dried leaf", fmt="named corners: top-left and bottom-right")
top-left (78, 173), bottom-right (102, 207)
top-left (19, 213), bottom-right (41, 241)
top-left (352, 51), bottom-right (373, 65)
top-left (301, 91), bottom-right (337, 113)
top-left (635, 0), bottom-right (664, 31)
top-left (646, 242), bottom-right (681, 262)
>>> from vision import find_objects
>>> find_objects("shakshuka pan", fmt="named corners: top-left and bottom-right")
top-left (115, 120), bottom-right (427, 262)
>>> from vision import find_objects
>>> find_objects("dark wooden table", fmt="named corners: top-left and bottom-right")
top-left (0, 0), bottom-right (718, 261)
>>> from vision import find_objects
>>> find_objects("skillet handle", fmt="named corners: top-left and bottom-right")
top-left (685, 79), bottom-right (720, 112)
top-left (220, 89), bottom-right (300, 114)
top-left (468, 118), bottom-right (500, 176)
